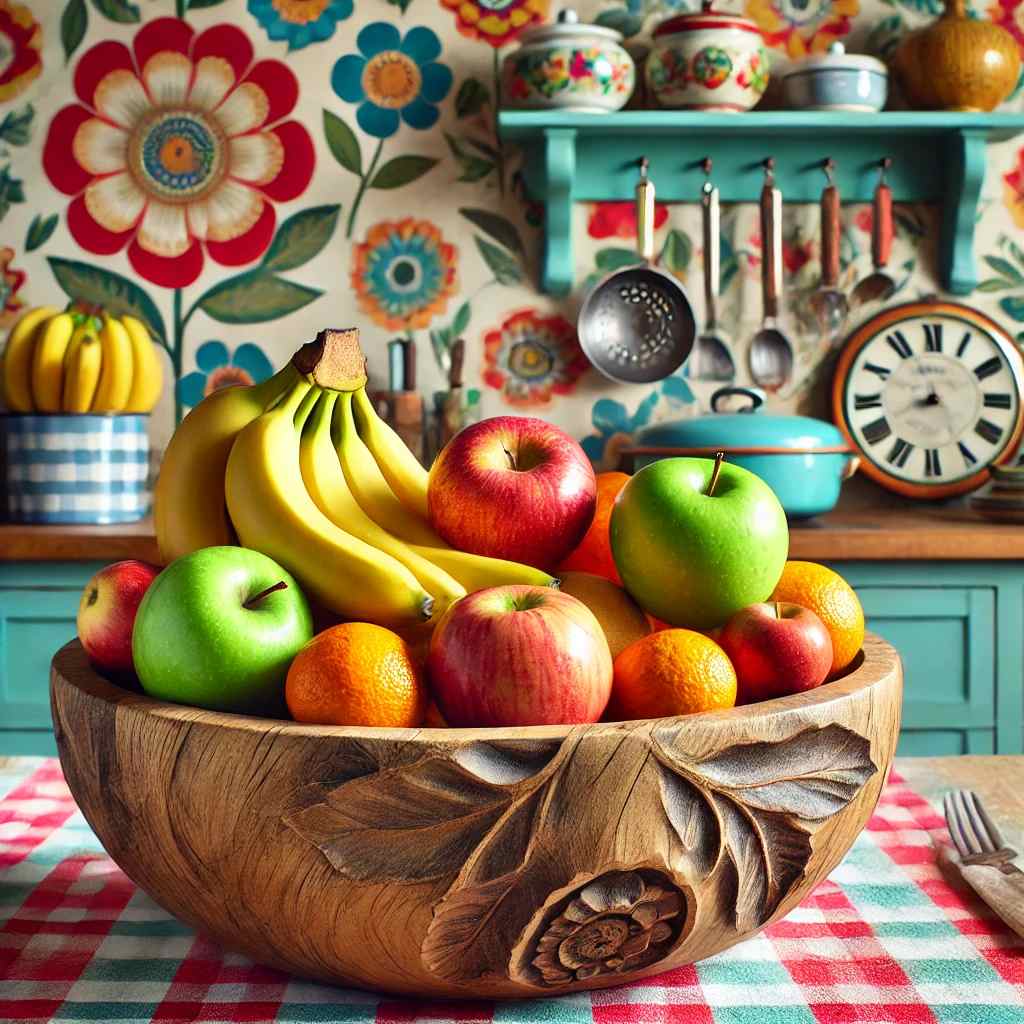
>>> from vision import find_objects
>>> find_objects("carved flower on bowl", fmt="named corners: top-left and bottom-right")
top-left (529, 870), bottom-right (685, 986)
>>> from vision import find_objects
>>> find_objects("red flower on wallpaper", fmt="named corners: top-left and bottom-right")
top-left (1004, 144), bottom-right (1024, 229)
top-left (745, 229), bottom-right (815, 275)
top-left (0, 0), bottom-right (42, 102)
top-left (42, 18), bottom-right (315, 289)
top-left (588, 201), bottom-right (669, 240)
top-left (988, 0), bottom-right (1024, 53)
top-left (0, 247), bottom-right (26, 328)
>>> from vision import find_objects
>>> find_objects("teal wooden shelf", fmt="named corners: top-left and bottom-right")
top-left (498, 111), bottom-right (1024, 297)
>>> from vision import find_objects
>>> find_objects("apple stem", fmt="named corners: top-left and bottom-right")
top-left (244, 580), bottom-right (288, 609)
top-left (776, 601), bottom-right (784, 620)
top-left (705, 451), bottom-right (726, 496)
top-left (502, 444), bottom-right (517, 471)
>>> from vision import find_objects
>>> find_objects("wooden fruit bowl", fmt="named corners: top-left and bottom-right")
top-left (51, 634), bottom-right (901, 999)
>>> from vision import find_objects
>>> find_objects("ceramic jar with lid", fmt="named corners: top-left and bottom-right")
top-left (782, 42), bottom-right (888, 111)
top-left (646, 0), bottom-right (769, 111)
top-left (501, 9), bottom-right (635, 113)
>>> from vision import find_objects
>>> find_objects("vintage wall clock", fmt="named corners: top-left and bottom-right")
top-left (832, 301), bottom-right (1024, 499)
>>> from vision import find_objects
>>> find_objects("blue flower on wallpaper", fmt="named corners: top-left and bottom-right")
top-left (331, 23), bottom-right (453, 139)
top-left (177, 342), bottom-right (273, 409)
top-left (581, 375), bottom-right (695, 469)
top-left (248, 0), bottom-right (353, 50)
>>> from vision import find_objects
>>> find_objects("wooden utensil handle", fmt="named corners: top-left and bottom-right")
top-left (760, 182), bottom-right (780, 319)
top-left (702, 183), bottom-right (720, 316)
top-left (872, 183), bottom-right (893, 270)
top-left (636, 174), bottom-right (656, 264)
top-left (821, 183), bottom-right (841, 288)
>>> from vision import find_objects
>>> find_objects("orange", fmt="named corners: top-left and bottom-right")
top-left (286, 622), bottom-right (426, 728)
top-left (770, 560), bottom-right (864, 677)
top-left (558, 570), bottom-right (652, 660)
top-left (558, 471), bottom-right (629, 584)
top-left (609, 629), bottom-right (737, 720)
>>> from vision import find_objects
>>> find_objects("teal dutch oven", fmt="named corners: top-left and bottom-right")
top-left (624, 386), bottom-right (859, 519)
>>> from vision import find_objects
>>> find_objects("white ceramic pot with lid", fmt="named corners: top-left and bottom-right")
top-left (782, 42), bottom-right (888, 112)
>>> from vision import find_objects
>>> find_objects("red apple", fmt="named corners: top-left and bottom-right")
top-left (77, 560), bottom-right (161, 674)
top-left (427, 585), bottom-right (612, 727)
top-left (719, 602), bottom-right (834, 704)
top-left (428, 416), bottom-right (597, 569)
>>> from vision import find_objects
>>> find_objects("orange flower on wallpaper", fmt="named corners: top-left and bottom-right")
top-left (0, 247), bottom-right (26, 328)
top-left (351, 219), bottom-right (458, 331)
top-left (745, 0), bottom-right (857, 57)
top-left (1003, 145), bottom-right (1024, 229)
top-left (440, 0), bottom-right (548, 48)
top-left (0, 0), bottom-right (42, 102)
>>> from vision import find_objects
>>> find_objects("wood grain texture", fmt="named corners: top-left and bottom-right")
top-left (51, 634), bottom-right (901, 998)
top-left (0, 520), bottom-right (159, 563)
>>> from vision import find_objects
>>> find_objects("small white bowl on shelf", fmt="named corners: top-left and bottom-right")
top-left (782, 43), bottom-right (888, 112)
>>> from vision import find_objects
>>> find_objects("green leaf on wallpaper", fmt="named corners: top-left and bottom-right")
top-left (0, 105), bottom-right (33, 146)
top-left (89, 0), bottom-right (139, 23)
top-left (186, 0), bottom-right (229, 7)
top-left (0, 166), bottom-right (25, 221)
top-left (459, 208), bottom-right (524, 255)
top-left (720, 232), bottom-right (739, 293)
top-left (595, 248), bottom-right (641, 272)
top-left (1004, 237), bottom-right (1024, 270)
top-left (475, 237), bottom-right (522, 286)
top-left (999, 296), bottom-right (1024, 322)
top-left (48, 257), bottom-right (167, 343)
top-left (61, 0), bottom-right (88, 62)
top-left (445, 133), bottom-right (494, 183)
top-left (197, 271), bottom-right (323, 324)
top-left (370, 155), bottom-right (438, 189)
top-left (594, 7), bottom-right (644, 38)
top-left (977, 278), bottom-right (1016, 292)
top-left (452, 301), bottom-right (471, 338)
top-left (983, 256), bottom-right (1024, 283)
top-left (659, 229), bottom-right (691, 273)
top-left (261, 205), bottom-right (340, 273)
top-left (323, 110), bottom-right (362, 176)
top-left (385, 0), bottom-right (414, 13)
top-left (25, 213), bottom-right (58, 253)
top-left (455, 78), bottom-right (490, 118)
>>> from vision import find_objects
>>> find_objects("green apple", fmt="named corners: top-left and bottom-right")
top-left (132, 546), bottom-right (313, 713)
top-left (610, 457), bottom-right (788, 630)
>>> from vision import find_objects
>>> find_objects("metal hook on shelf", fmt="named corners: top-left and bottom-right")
top-left (878, 156), bottom-right (892, 184)
top-left (702, 156), bottom-right (713, 196)
top-left (762, 156), bottom-right (775, 181)
top-left (822, 156), bottom-right (835, 184)
top-left (639, 155), bottom-right (650, 179)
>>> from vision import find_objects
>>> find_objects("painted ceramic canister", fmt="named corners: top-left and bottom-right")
top-left (893, 0), bottom-right (1021, 112)
top-left (501, 9), bottom-right (636, 113)
top-left (646, 0), bottom-right (769, 112)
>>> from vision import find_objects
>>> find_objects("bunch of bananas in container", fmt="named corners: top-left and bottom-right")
top-left (156, 328), bottom-right (554, 627)
top-left (2, 305), bottom-right (163, 414)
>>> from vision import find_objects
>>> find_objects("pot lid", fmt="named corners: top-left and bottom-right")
top-left (653, 0), bottom-right (761, 38)
top-left (782, 41), bottom-right (887, 76)
top-left (515, 8), bottom-right (624, 46)
top-left (634, 386), bottom-right (848, 451)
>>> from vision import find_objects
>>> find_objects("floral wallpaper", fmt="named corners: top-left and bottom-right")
top-left (2, 0), bottom-right (1024, 464)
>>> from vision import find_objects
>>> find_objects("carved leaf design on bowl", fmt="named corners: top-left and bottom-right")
top-left (283, 722), bottom-right (875, 988)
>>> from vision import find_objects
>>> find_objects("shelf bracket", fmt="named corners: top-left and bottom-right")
top-left (541, 128), bottom-right (576, 296)
top-left (941, 128), bottom-right (988, 297)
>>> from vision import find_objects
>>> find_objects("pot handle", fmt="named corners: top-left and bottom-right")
top-left (842, 455), bottom-right (861, 481)
top-left (711, 386), bottom-right (765, 414)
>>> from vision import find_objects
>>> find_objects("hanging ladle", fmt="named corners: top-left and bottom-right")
top-left (851, 158), bottom-right (897, 308)
top-left (748, 159), bottom-right (794, 392)
top-left (809, 157), bottom-right (848, 347)
top-left (688, 158), bottom-right (735, 382)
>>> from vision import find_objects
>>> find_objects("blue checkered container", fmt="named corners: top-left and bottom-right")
top-left (2, 414), bottom-right (151, 524)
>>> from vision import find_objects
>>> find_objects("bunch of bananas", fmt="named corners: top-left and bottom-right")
top-left (2, 305), bottom-right (163, 414)
top-left (155, 328), bottom-right (555, 627)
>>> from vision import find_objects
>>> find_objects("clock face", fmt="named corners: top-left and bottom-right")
top-left (833, 304), bottom-right (1024, 499)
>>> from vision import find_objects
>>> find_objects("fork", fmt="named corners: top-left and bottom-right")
top-left (942, 789), bottom-right (1024, 937)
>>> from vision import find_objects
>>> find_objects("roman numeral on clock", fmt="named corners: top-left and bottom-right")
top-left (957, 332), bottom-right (972, 358)
top-left (854, 393), bottom-right (883, 410)
top-left (886, 332), bottom-right (913, 359)
top-left (975, 418), bottom-right (1003, 444)
top-left (924, 448), bottom-right (942, 477)
top-left (861, 417), bottom-right (891, 445)
top-left (923, 323), bottom-right (943, 352)
top-left (887, 437), bottom-right (914, 468)
top-left (974, 356), bottom-right (1003, 381)
top-left (984, 393), bottom-right (1012, 409)
top-left (864, 362), bottom-right (891, 380)
top-left (959, 441), bottom-right (977, 466)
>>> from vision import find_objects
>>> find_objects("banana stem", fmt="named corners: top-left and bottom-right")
top-left (244, 580), bottom-right (288, 609)
top-left (292, 328), bottom-right (367, 392)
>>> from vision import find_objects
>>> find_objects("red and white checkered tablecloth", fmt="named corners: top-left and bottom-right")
top-left (1, 757), bottom-right (1022, 1023)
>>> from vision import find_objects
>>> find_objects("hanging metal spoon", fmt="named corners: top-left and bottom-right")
top-left (749, 159), bottom-right (794, 392)
top-left (809, 158), bottom-right (848, 347)
top-left (851, 158), bottom-right (897, 308)
top-left (689, 162), bottom-right (735, 382)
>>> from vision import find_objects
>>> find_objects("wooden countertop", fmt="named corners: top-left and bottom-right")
top-left (1, 506), bottom-right (1023, 563)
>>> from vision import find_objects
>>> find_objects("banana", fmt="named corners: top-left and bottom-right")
top-left (121, 315), bottom-right (164, 414)
top-left (91, 315), bottom-right (134, 412)
top-left (154, 363), bottom-right (298, 564)
top-left (2, 305), bottom-right (58, 411)
top-left (334, 390), bottom-right (441, 546)
top-left (300, 390), bottom-right (466, 611)
top-left (225, 379), bottom-right (433, 626)
top-left (352, 386), bottom-right (430, 519)
top-left (62, 328), bottom-right (102, 413)
top-left (408, 544), bottom-right (559, 592)
top-left (31, 311), bottom-right (76, 412)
